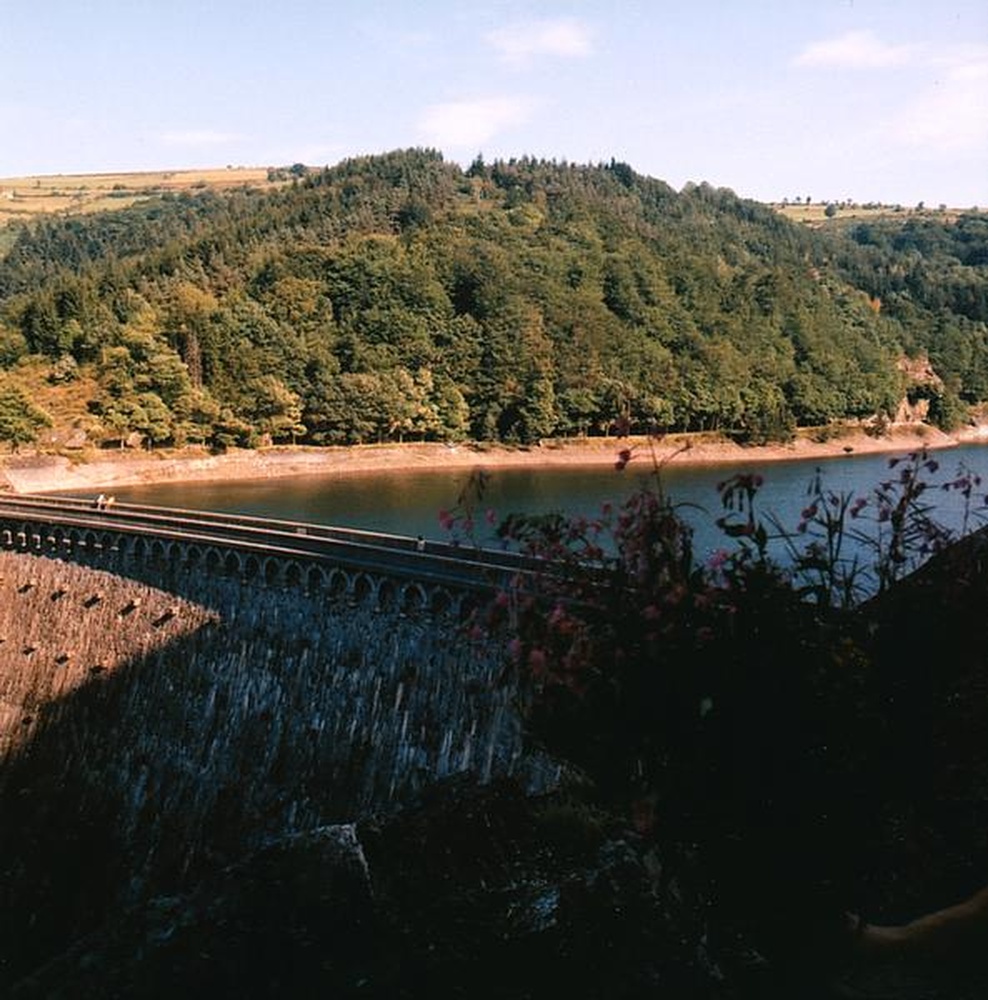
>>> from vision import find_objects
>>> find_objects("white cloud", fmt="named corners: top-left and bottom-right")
top-left (418, 96), bottom-right (538, 148)
top-left (157, 129), bottom-right (243, 147)
top-left (888, 50), bottom-right (988, 152)
top-left (486, 18), bottom-right (593, 65)
top-left (793, 30), bottom-right (915, 69)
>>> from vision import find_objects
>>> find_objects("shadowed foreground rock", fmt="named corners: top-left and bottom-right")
top-left (10, 779), bottom-right (707, 1000)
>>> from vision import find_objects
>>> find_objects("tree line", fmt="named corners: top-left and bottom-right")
top-left (0, 148), bottom-right (985, 451)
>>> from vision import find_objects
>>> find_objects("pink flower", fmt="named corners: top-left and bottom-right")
top-left (438, 509), bottom-right (455, 531)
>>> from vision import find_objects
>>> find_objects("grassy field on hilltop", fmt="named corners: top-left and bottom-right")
top-left (774, 200), bottom-right (977, 227)
top-left (0, 166), bottom-right (286, 226)
top-left (1, 163), bottom-right (976, 232)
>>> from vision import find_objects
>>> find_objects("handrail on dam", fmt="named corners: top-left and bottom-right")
top-left (0, 493), bottom-right (545, 597)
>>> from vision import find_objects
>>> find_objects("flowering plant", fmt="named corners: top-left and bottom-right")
top-left (441, 443), bottom-right (988, 964)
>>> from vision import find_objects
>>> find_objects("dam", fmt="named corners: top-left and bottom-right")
top-left (0, 497), bottom-right (552, 988)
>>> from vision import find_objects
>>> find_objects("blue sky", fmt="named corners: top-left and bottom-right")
top-left (2, 0), bottom-right (986, 206)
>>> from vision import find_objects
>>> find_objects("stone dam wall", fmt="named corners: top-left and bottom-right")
top-left (0, 549), bottom-right (550, 983)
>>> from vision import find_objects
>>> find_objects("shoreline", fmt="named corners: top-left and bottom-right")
top-left (2, 424), bottom-right (985, 495)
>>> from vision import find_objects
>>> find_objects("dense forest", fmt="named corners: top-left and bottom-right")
top-left (0, 148), bottom-right (985, 451)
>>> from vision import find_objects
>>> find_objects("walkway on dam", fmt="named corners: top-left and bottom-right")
top-left (0, 492), bottom-right (542, 600)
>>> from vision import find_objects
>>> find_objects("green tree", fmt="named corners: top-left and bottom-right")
top-left (173, 387), bottom-right (222, 446)
top-left (212, 408), bottom-right (255, 450)
top-left (0, 382), bottom-right (51, 450)
top-left (431, 374), bottom-right (471, 441)
top-left (93, 393), bottom-right (174, 448)
top-left (135, 392), bottom-right (175, 448)
top-left (0, 325), bottom-right (28, 368)
top-left (244, 375), bottom-right (306, 443)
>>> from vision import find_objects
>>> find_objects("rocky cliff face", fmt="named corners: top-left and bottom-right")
top-left (894, 352), bottom-right (946, 423)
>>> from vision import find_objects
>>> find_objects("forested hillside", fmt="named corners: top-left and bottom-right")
top-left (0, 149), bottom-right (985, 451)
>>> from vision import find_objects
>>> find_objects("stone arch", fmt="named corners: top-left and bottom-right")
top-left (284, 561), bottom-right (304, 588)
top-left (132, 538), bottom-right (146, 560)
top-left (326, 568), bottom-right (349, 599)
top-left (263, 557), bottom-right (282, 586)
top-left (0, 511), bottom-right (488, 625)
top-left (400, 582), bottom-right (427, 614)
top-left (429, 587), bottom-right (454, 618)
top-left (376, 578), bottom-right (396, 611)
top-left (351, 573), bottom-right (373, 605)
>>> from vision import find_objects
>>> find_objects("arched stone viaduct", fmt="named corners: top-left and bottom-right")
top-left (0, 494), bottom-right (532, 619)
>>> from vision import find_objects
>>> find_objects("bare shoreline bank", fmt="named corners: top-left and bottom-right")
top-left (2, 424), bottom-right (986, 495)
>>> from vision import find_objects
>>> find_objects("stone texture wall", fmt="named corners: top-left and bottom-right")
top-left (0, 550), bottom-right (547, 986)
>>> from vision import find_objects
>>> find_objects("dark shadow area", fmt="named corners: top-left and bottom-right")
top-left (1, 528), bottom-right (987, 997)
top-left (0, 551), bottom-right (521, 993)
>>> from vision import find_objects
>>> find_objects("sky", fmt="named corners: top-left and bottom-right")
top-left (2, 0), bottom-right (986, 207)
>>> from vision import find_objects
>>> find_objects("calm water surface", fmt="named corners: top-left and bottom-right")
top-left (93, 442), bottom-right (988, 563)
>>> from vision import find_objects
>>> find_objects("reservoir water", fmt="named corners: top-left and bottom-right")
top-left (95, 441), bottom-right (988, 568)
